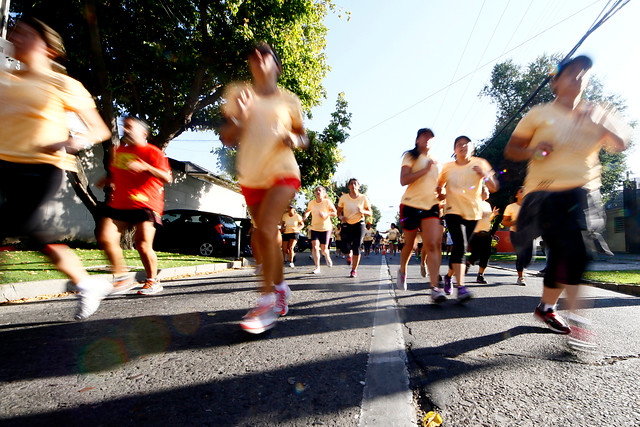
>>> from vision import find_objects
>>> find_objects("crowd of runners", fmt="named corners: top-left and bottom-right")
top-left (0, 18), bottom-right (632, 346)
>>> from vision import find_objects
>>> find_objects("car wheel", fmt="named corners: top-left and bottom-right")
top-left (199, 242), bottom-right (215, 257)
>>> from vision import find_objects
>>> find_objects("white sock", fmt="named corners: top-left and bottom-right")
top-left (274, 282), bottom-right (287, 291)
top-left (541, 303), bottom-right (555, 312)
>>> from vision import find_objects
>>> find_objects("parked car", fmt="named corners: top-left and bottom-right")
top-left (154, 209), bottom-right (237, 256)
top-left (295, 234), bottom-right (311, 252)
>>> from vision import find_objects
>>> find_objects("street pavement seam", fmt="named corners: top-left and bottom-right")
top-left (359, 256), bottom-right (416, 426)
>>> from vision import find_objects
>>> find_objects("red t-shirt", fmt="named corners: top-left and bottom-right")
top-left (107, 142), bottom-right (171, 214)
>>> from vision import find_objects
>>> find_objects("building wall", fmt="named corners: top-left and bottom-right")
top-left (41, 145), bottom-right (246, 242)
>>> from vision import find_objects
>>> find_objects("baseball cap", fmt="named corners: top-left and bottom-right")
top-left (552, 55), bottom-right (593, 78)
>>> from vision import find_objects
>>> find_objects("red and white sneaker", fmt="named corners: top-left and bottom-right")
top-left (534, 306), bottom-right (571, 334)
top-left (241, 294), bottom-right (277, 334)
top-left (274, 283), bottom-right (291, 316)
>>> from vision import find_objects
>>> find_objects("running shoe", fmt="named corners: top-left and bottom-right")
top-left (350, 270), bottom-right (357, 278)
top-left (241, 294), bottom-right (277, 334)
top-left (397, 269), bottom-right (407, 291)
top-left (289, 262), bottom-right (295, 268)
top-left (443, 275), bottom-right (452, 295)
top-left (456, 285), bottom-right (472, 303)
top-left (517, 277), bottom-right (526, 286)
top-left (566, 314), bottom-right (597, 350)
top-left (347, 255), bottom-right (352, 265)
top-left (534, 306), bottom-right (571, 334)
top-left (138, 278), bottom-right (163, 295)
top-left (430, 287), bottom-right (447, 304)
top-left (111, 275), bottom-right (137, 294)
top-left (273, 284), bottom-right (291, 316)
top-left (312, 267), bottom-right (321, 274)
top-left (75, 277), bottom-right (114, 320)
top-left (476, 274), bottom-right (487, 284)
top-left (326, 257), bottom-right (333, 268)
top-left (420, 263), bottom-right (427, 278)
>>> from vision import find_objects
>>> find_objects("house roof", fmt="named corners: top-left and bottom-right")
top-left (168, 158), bottom-right (240, 192)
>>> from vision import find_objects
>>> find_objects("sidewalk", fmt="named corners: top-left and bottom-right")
top-left (0, 259), bottom-right (247, 303)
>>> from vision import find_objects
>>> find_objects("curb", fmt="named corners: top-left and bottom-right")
top-left (490, 263), bottom-right (640, 298)
top-left (0, 259), bottom-right (250, 303)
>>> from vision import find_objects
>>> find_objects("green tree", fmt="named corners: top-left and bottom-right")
top-left (478, 53), bottom-right (634, 207)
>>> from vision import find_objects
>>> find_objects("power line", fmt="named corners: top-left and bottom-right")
top-left (432, 0), bottom-right (487, 125)
top-left (477, 0), bottom-right (630, 156)
top-left (442, 0), bottom-right (512, 136)
top-left (347, 0), bottom-right (604, 142)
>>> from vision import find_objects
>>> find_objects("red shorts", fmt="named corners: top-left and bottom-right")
top-left (241, 177), bottom-right (301, 206)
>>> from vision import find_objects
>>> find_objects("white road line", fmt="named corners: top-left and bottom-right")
top-left (359, 256), bottom-right (416, 426)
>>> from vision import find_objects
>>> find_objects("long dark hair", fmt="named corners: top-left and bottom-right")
top-left (404, 128), bottom-right (434, 160)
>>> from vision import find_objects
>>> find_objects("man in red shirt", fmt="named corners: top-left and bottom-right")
top-left (98, 117), bottom-right (172, 295)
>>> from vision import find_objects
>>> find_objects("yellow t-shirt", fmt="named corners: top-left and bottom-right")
top-left (222, 83), bottom-right (304, 189)
top-left (363, 228), bottom-right (375, 242)
top-left (503, 202), bottom-right (521, 232)
top-left (0, 70), bottom-right (97, 171)
top-left (439, 157), bottom-right (492, 220)
top-left (282, 212), bottom-right (303, 234)
top-left (387, 228), bottom-right (399, 240)
top-left (474, 201), bottom-right (493, 233)
top-left (512, 102), bottom-right (632, 194)
top-left (400, 152), bottom-right (440, 209)
top-left (338, 193), bottom-right (371, 225)
top-left (306, 199), bottom-right (335, 232)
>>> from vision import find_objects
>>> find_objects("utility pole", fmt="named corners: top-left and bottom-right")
top-left (0, 0), bottom-right (9, 39)
top-left (0, 0), bottom-right (12, 71)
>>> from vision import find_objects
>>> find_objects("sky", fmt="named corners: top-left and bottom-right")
top-left (166, 0), bottom-right (640, 229)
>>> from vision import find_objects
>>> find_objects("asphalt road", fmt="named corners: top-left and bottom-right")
top-left (1, 252), bottom-right (639, 426)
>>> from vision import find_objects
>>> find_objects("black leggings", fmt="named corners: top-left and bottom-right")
top-left (445, 214), bottom-right (477, 265)
top-left (0, 161), bottom-right (63, 248)
top-left (511, 231), bottom-right (533, 272)
top-left (467, 231), bottom-right (492, 269)
top-left (341, 222), bottom-right (365, 256)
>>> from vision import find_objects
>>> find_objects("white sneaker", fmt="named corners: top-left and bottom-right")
top-left (137, 279), bottom-right (163, 295)
top-left (75, 277), bottom-right (114, 320)
top-left (326, 257), bottom-right (333, 268)
top-left (312, 267), bottom-right (321, 274)
top-left (430, 287), bottom-right (447, 304)
top-left (517, 277), bottom-right (526, 286)
top-left (397, 269), bottom-right (407, 291)
top-left (274, 284), bottom-right (291, 316)
top-left (241, 294), bottom-right (278, 333)
top-left (289, 262), bottom-right (295, 268)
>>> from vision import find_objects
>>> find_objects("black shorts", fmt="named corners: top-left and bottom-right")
top-left (399, 204), bottom-right (440, 231)
top-left (282, 232), bottom-right (300, 242)
top-left (310, 230), bottom-right (331, 245)
top-left (0, 161), bottom-right (63, 248)
top-left (102, 205), bottom-right (162, 226)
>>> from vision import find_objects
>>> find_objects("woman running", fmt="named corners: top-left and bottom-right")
top-left (385, 223), bottom-right (400, 256)
top-left (505, 55), bottom-right (630, 344)
top-left (281, 205), bottom-right (304, 268)
top-left (221, 42), bottom-right (308, 334)
top-left (363, 223), bottom-right (375, 257)
top-left (438, 136), bottom-right (499, 302)
top-left (303, 185), bottom-right (336, 274)
top-left (337, 178), bottom-right (372, 278)
top-left (0, 18), bottom-right (113, 320)
top-left (396, 128), bottom-right (447, 302)
top-left (466, 186), bottom-right (499, 284)
top-left (502, 187), bottom-right (529, 285)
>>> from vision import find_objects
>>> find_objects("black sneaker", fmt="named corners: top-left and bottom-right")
top-left (534, 306), bottom-right (571, 334)
top-left (476, 274), bottom-right (487, 284)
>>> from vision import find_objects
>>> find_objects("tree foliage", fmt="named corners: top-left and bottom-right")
top-left (12, 0), bottom-right (336, 149)
top-left (477, 53), bottom-right (634, 208)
